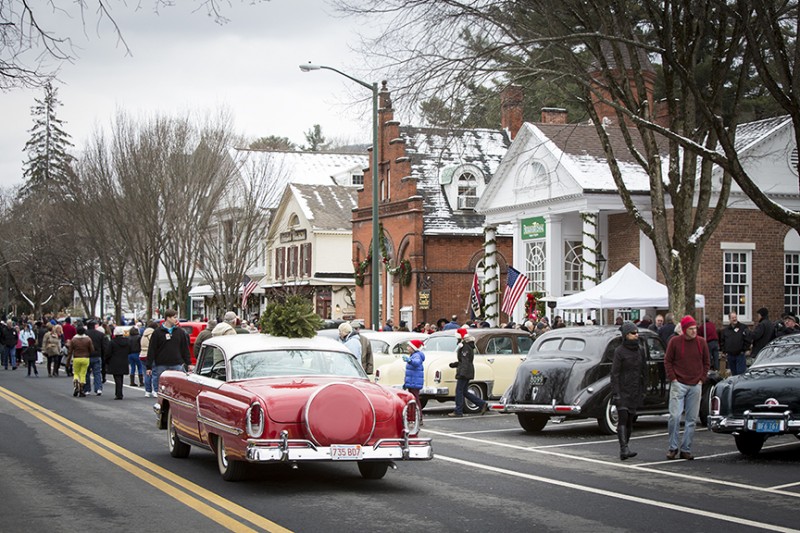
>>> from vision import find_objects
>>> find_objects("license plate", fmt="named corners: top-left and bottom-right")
top-left (331, 444), bottom-right (363, 460)
top-left (755, 419), bottom-right (782, 433)
top-left (529, 371), bottom-right (545, 386)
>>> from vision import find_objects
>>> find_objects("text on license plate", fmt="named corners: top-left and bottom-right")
top-left (755, 419), bottom-right (782, 433)
top-left (331, 444), bottom-right (363, 460)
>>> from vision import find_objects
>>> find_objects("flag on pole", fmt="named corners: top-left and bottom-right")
top-left (241, 275), bottom-right (258, 311)
top-left (501, 266), bottom-right (529, 317)
top-left (469, 273), bottom-right (482, 319)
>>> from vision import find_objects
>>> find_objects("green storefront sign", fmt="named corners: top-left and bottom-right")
top-left (521, 216), bottom-right (546, 240)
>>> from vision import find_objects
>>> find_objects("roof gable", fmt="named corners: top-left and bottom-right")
top-left (290, 184), bottom-right (358, 231)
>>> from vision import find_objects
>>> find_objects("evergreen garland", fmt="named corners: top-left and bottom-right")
top-left (354, 224), bottom-right (412, 287)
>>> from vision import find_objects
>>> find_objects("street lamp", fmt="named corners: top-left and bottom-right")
top-left (300, 63), bottom-right (380, 330)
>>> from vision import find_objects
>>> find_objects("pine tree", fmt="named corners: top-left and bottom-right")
top-left (20, 82), bottom-right (75, 199)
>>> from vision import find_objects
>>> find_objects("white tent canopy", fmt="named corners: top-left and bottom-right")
top-left (556, 262), bottom-right (704, 310)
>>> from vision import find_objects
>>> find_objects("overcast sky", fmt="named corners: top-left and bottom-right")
top-left (0, 0), bottom-right (383, 189)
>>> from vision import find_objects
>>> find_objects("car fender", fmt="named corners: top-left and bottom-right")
top-left (196, 389), bottom-right (251, 456)
top-left (571, 374), bottom-right (612, 418)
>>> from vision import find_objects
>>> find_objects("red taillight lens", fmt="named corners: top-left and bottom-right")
top-left (246, 403), bottom-right (264, 438)
top-left (434, 370), bottom-right (441, 383)
top-left (374, 369), bottom-right (381, 382)
top-left (710, 396), bottom-right (720, 416)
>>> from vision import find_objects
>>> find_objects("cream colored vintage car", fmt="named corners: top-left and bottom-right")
top-left (360, 331), bottom-right (429, 374)
top-left (374, 329), bottom-right (534, 413)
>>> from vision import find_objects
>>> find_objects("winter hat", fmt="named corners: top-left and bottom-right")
top-left (409, 339), bottom-right (423, 349)
top-left (456, 327), bottom-right (468, 339)
top-left (680, 315), bottom-right (697, 331)
top-left (620, 321), bottom-right (638, 337)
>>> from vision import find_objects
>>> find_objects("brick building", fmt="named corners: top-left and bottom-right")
top-left (351, 82), bottom-right (513, 330)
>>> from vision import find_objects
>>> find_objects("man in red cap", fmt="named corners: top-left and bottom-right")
top-left (403, 339), bottom-right (426, 424)
top-left (664, 315), bottom-right (710, 460)
top-left (448, 328), bottom-right (489, 417)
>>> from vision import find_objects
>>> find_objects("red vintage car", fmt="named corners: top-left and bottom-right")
top-left (178, 321), bottom-right (207, 364)
top-left (154, 334), bottom-right (432, 481)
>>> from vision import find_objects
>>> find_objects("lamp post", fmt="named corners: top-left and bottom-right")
top-left (300, 63), bottom-right (380, 330)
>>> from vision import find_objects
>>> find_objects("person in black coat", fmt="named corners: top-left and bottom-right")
top-left (611, 321), bottom-right (646, 460)
top-left (105, 327), bottom-right (131, 399)
top-left (749, 307), bottom-right (775, 359)
top-left (447, 328), bottom-right (488, 417)
top-left (22, 337), bottom-right (39, 377)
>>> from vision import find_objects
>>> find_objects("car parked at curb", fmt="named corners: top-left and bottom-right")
top-left (493, 326), bottom-right (718, 434)
top-left (374, 328), bottom-right (535, 413)
top-left (708, 333), bottom-right (800, 456)
top-left (154, 334), bottom-right (432, 481)
top-left (360, 331), bottom-right (429, 374)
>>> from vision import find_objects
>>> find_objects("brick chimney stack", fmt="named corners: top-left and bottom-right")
top-left (500, 85), bottom-right (524, 140)
top-left (541, 107), bottom-right (568, 124)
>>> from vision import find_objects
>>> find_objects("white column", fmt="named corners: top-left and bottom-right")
top-left (581, 211), bottom-right (599, 290)
top-left (484, 226), bottom-right (499, 326)
top-left (545, 214), bottom-right (563, 299)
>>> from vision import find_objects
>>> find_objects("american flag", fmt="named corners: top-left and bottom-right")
top-left (501, 267), bottom-right (529, 317)
top-left (241, 275), bottom-right (258, 311)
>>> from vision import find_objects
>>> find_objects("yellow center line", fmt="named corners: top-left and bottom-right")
top-left (0, 386), bottom-right (292, 533)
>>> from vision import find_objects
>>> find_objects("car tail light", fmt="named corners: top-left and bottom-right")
top-left (374, 369), bottom-right (381, 382)
top-left (434, 370), bottom-right (441, 383)
top-left (710, 396), bottom-right (720, 416)
top-left (246, 403), bottom-right (264, 438)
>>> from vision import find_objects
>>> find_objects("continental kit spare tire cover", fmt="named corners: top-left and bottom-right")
top-left (304, 382), bottom-right (376, 446)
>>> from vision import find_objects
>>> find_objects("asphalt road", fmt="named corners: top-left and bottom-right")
top-left (1, 367), bottom-right (798, 533)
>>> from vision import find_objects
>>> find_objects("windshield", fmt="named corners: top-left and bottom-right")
top-left (424, 336), bottom-right (458, 352)
top-left (228, 349), bottom-right (367, 380)
top-left (752, 343), bottom-right (800, 366)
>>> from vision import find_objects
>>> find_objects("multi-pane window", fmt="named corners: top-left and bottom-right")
top-left (723, 250), bottom-right (751, 322)
top-left (457, 172), bottom-right (478, 210)
top-left (525, 241), bottom-right (546, 293)
top-left (352, 173), bottom-right (364, 186)
top-left (785, 253), bottom-right (800, 315)
top-left (288, 246), bottom-right (299, 277)
top-left (564, 241), bottom-right (583, 293)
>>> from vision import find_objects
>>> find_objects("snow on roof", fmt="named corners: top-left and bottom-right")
top-left (232, 149), bottom-right (368, 209)
top-left (290, 184), bottom-right (358, 231)
top-left (400, 126), bottom-right (512, 235)
top-left (732, 115), bottom-right (791, 153)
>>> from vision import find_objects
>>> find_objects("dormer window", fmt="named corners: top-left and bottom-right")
top-left (440, 164), bottom-right (484, 211)
top-left (457, 172), bottom-right (479, 210)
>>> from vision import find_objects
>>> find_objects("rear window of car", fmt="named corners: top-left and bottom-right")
top-left (753, 343), bottom-right (800, 366)
top-left (517, 335), bottom-right (534, 353)
top-left (425, 336), bottom-right (458, 351)
top-left (370, 340), bottom-right (390, 354)
top-left (533, 337), bottom-right (585, 354)
top-left (181, 326), bottom-right (194, 336)
top-left (229, 349), bottom-right (366, 380)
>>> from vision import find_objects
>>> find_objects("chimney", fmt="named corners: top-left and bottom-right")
top-left (540, 107), bottom-right (568, 124)
top-left (500, 84), bottom-right (524, 140)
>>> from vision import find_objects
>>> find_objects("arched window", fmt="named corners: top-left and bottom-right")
top-left (457, 171), bottom-right (478, 210)
top-left (288, 213), bottom-right (300, 228)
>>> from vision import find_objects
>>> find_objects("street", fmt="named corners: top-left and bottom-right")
top-left (1, 368), bottom-right (798, 533)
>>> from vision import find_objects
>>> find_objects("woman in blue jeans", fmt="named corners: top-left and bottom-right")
top-left (127, 327), bottom-right (144, 386)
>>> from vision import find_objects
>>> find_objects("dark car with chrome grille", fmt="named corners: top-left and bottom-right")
top-left (708, 333), bottom-right (800, 456)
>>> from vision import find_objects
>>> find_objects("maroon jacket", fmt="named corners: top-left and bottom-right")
top-left (665, 334), bottom-right (710, 385)
top-left (698, 321), bottom-right (719, 342)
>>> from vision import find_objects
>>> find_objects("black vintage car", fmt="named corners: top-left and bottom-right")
top-left (494, 326), bottom-right (716, 434)
top-left (708, 333), bottom-right (800, 456)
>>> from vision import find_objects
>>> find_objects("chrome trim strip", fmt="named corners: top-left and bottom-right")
top-left (496, 403), bottom-right (581, 415)
top-left (159, 394), bottom-right (194, 410)
top-left (197, 414), bottom-right (244, 436)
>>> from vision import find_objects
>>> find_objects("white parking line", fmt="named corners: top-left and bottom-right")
top-left (437, 454), bottom-right (800, 533)
top-left (771, 481), bottom-right (800, 490)
top-left (423, 428), bottom-right (800, 499)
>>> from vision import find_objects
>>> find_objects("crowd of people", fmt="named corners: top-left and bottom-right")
top-left (0, 309), bottom-right (260, 400)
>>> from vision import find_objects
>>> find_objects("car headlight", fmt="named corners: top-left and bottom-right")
top-left (246, 403), bottom-right (264, 438)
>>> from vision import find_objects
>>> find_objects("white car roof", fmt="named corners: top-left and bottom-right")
top-left (204, 333), bottom-right (352, 355)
